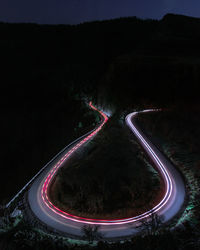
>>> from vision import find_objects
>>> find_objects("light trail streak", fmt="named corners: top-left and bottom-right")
top-left (40, 104), bottom-right (174, 225)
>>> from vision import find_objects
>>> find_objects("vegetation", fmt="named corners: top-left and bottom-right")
top-left (138, 212), bottom-right (164, 236)
top-left (50, 115), bottom-right (161, 218)
top-left (2, 13), bottom-right (200, 202)
top-left (81, 225), bottom-right (103, 243)
top-left (1, 12), bottom-right (200, 249)
top-left (0, 212), bottom-right (200, 249)
top-left (136, 105), bottom-right (200, 236)
top-left (1, 97), bottom-right (96, 203)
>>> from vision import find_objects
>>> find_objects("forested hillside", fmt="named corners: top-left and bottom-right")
top-left (1, 13), bottom-right (200, 202)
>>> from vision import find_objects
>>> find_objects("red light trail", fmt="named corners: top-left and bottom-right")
top-left (40, 103), bottom-right (175, 225)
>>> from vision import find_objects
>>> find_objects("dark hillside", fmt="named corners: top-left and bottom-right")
top-left (161, 13), bottom-right (200, 38)
top-left (1, 13), bottom-right (200, 202)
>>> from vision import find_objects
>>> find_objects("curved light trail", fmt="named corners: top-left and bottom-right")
top-left (28, 103), bottom-right (185, 237)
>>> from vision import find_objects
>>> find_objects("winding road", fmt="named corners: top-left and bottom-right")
top-left (27, 103), bottom-right (185, 238)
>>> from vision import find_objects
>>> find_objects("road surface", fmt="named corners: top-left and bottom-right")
top-left (28, 104), bottom-right (185, 238)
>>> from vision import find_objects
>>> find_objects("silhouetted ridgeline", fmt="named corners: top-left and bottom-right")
top-left (2, 14), bottom-right (200, 108)
top-left (1, 13), bottom-right (200, 201)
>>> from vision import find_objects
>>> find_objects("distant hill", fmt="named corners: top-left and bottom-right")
top-left (162, 13), bottom-right (200, 25)
top-left (1, 12), bottom-right (200, 204)
top-left (158, 13), bottom-right (200, 41)
top-left (1, 13), bottom-right (200, 108)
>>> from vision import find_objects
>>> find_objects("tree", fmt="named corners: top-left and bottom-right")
top-left (138, 212), bottom-right (164, 236)
top-left (81, 224), bottom-right (103, 243)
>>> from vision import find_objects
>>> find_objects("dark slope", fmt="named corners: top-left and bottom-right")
top-left (1, 13), bottom-right (200, 202)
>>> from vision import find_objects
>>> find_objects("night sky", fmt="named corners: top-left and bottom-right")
top-left (1, 0), bottom-right (200, 24)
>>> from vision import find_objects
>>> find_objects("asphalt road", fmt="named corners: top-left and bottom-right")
top-left (28, 105), bottom-right (185, 238)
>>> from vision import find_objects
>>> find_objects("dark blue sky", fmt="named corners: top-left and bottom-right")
top-left (1, 0), bottom-right (200, 24)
